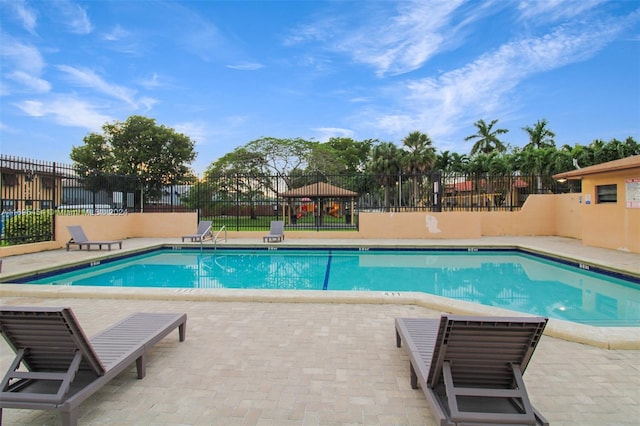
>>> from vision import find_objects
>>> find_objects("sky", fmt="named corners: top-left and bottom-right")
top-left (1, 0), bottom-right (639, 175)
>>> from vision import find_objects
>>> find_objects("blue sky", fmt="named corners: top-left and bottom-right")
top-left (1, 0), bottom-right (639, 175)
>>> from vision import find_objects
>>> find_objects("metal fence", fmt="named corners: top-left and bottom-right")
top-left (1, 155), bottom-right (579, 245)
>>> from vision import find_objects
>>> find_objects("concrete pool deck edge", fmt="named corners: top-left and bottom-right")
top-left (0, 284), bottom-right (637, 350)
top-left (1, 236), bottom-right (638, 350)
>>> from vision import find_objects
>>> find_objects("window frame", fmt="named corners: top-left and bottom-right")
top-left (596, 184), bottom-right (617, 204)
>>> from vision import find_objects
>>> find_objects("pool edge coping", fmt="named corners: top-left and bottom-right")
top-left (0, 284), bottom-right (637, 350)
top-left (1, 241), bottom-right (638, 350)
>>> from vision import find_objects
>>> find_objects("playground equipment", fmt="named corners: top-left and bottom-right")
top-left (296, 202), bottom-right (317, 219)
top-left (327, 202), bottom-right (340, 218)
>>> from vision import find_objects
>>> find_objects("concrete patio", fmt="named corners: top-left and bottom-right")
top-left (1, 236), bottom-right (639, 425)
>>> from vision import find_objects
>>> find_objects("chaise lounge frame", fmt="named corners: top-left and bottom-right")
top-left (395, 314), bottom-right (548, 426)
top-left (181, 220), bottom-right (213, 242)
top-left (0, 306), bottom-right (186, 426)
top-left (65, 225), bottom-right (123, 251)
top-left (263, 220), bottom-right (285, 243)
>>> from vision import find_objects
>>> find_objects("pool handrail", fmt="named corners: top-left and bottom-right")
top-left (204, 225), bottom-right (227, 251)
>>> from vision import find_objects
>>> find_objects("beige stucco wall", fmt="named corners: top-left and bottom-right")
top-left (3, 186), bottom-right (637, 255)
top-left (0, 212), bottom-right (198, 257)
top-left (552, 193), bottom-right (583, 239)
top-left (54, 212), bottom-right (198, 243)
top-left (578, 170), bottom-right (640, 253)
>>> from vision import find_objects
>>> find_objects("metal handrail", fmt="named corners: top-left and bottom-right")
top-left (213, 225), bottom-right (227, 250)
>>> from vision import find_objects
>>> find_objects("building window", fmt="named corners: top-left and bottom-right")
top-left (41, 177), bottom-right (54, 189)
top-left (41, 200), bottom-right (52, 209)
top-left (2, 200), bottom-right (15, 211)
top-left (1, 173), bottom-right (17, 186)
top-left (596, 184), bottom-right (617, 203)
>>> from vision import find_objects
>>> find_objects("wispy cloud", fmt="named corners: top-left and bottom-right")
top-left (0, 37), bottom-right (49, 94)
top-left (139, 73), bottom-right (163, 89)
top-left (312, 127), bottom-right (354, 141)
top-left (16, 95), bottom-right (112, 130)
top-left (340, 0), bottom-right (466, 76)
top-left (226, 62), bottom-right (264, 71)
top-left (286, 0), bottom-right (467, 77)
top-left (52, 0), bottom-right (93, 34)
top-left (0, 37), bottom-right (46, 74)
top-left (6, 71), bottom-right (50, 93)
top-left (56, 65), bottom-right (152, 109)
top-left (517, 0), bottom-right (606, 22)
top-left (1, 0), bottom-right (38, 35)
top-left (101, 25), bottom-right (140, 54)
top-left (365, 16), bottom-right (633, 142)
top-left (103, 24), bottom-right (129, 42)
top-left (173, 121), bottom-right (208, 146)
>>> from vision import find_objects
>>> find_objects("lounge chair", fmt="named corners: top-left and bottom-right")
top-left (395, 315), bottom-right (548, 426)
top-left (65, 225), bottom-right (122, 251)
top-left (181, 220), bottom-right (213, 242)
top-left (0, 306), bottom-right (186, 426)
top-left (263, 220), bottom-right (285, 243)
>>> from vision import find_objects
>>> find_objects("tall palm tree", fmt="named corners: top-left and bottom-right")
top-left (465, 119), bottom-right (509, 156)
top-left (521, 119), bottom-right (556, 193)
top-left (402, 131), bottom-right (436, 205)
top-left (522, 119), bottom-right (555, 150)
top-left (368, 142), bottom-right (403, 211)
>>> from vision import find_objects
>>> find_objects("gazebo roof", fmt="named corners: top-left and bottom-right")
top-left (280, 182), bottom-right (357, 198)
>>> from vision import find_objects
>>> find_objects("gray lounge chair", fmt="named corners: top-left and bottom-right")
top-left (0, 306), bottom-right (186, 426)
top-left (395, 315), bottom-right (548, 426)
top-left (263, 220), bottom-right (285, 243)
top-left (181, 220), bottom-right (213, 242)
top-left (66, 225), bottom-right (122, 251)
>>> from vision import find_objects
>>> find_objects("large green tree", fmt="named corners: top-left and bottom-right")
top-left (203, 147), bottom-right (268, 219)
top-left (465, 119), bottom-right (509, 156)
top-left (71, 115), bottom-right (196, 200)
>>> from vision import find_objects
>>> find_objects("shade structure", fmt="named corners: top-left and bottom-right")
top-left (280, 182), bottom-right (357, 198)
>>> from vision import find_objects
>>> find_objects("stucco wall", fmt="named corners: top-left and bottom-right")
top-left (5, 188), bottom-right (637, 255)
top-left (55, 212), bottom-right (198, 243)
top-left (579, 170), bottom-right (640, 253)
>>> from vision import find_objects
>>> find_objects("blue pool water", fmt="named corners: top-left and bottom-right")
top-left (23, 249), bottom-right (640, 327)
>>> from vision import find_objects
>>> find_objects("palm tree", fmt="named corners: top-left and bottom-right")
top-left (368, 142), bottom-right (403, 211)
top-left (435, 151), bottom-right (452, 173)
top-left (522, 119), bottom-right (555, 151)
top-left (465, 119), bottom-right (509, 156)
top-left (521, 119), bottom-right (556, 193)
top-left (401, 131), bottom-right (436, 206)
top-left (450, 152), bottom-right (470, 173)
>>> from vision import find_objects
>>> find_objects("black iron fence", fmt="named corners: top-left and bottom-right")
top-left (1, 155), bottom-right (579, 246)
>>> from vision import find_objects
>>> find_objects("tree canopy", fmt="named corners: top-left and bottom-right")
top-left (71, 115), bottom-right (196, 199)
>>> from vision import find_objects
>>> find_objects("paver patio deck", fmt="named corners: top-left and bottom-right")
top-left (1, 236), bottom-right (639, 425)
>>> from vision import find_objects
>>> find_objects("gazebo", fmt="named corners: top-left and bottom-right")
top-left (280, 182), bottom-right (357, 226)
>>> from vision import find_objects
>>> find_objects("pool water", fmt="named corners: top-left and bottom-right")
top-left (25, 249), bottom-right (640, 327)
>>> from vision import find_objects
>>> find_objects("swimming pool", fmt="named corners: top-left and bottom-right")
top-left (22, 248), bottom-right (640, 327)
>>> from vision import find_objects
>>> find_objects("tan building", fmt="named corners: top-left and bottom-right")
top-left (0, 158), bottom-right (61, 211)
top-left (553, 155), bottom-right (640, 253)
